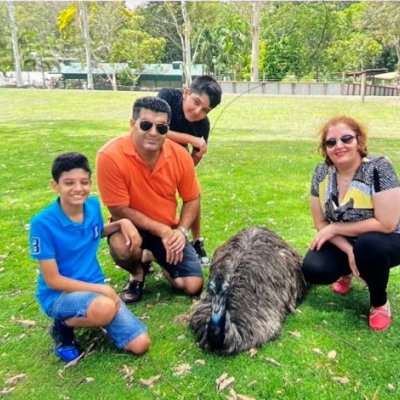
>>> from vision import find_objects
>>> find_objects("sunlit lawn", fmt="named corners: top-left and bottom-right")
top-left (1, 88), bottom-right (400, 399)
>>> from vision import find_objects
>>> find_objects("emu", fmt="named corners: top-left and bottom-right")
top-left (189, 226), bottom-right (307, 354)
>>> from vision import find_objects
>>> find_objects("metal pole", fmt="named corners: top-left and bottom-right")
top-left (360, 72), bottom-right (366, 103)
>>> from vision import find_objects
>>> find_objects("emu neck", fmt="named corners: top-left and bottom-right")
top-left (207, 294), bottom-right (227, 350)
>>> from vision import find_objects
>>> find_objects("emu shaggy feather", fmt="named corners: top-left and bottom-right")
top-left (190, 226), bottom-right (307, 354)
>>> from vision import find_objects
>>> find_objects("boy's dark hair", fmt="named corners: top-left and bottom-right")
top-left (190, 75), bottom-right (222, 109)
top-left (52, 152), bottom-right (91, 182)
top-left (132, 96), bottom-right (171, 122)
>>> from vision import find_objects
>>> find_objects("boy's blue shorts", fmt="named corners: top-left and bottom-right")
top-left (46, 291), bottom-right (147, 349)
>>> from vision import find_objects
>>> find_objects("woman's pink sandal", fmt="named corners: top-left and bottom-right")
top-left (332, 275), bottom-right (352, 295)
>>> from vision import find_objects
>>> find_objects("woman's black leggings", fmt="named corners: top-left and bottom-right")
top-left (302, 232), bottom-right (400, 307)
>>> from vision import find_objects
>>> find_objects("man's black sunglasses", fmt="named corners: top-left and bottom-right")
top-left (139, 120), bottom-right (169, 135)
top-left (325, 134), bottom-right (358, 149)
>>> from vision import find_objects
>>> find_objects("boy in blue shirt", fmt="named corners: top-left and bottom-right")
top-left (29, 152), bottom-right (150, 362)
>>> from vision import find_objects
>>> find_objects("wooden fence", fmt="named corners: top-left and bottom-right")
top-left (219, 81), bottom-right (399, 97)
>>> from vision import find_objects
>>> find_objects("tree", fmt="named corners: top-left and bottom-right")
top-left (325, 32), bottom-right (382, 72)
top-left (1, 0), bottom-right (397, 88)
top-left (160, 0), bottom-right (193, 85)
top-left (361, 3), bottom-right (400, 71)
top-left (58, 2), bottom-right (166, 90)
top-left (0, 2), bottom-right (67, 85)
top-left (232, 1), bottom-right (264, 81)
top-left (228, 2), bottom-right (273, 82)
top-left (79, 2), bottom-right (93, 89)
top-left (323, 3), bottom-right (383, 75)
top-left (137, 1), bottom-right (227, 84)
top-left (180, 0), bottom-right (192, 85)
top-left (0, 5), bottom-right (12, 73)
top-left (250, 2), bottom-right (262, 82)
top-left (17, 3), bottom-right (64, 83)
top-left (110, 28), bottom-right (165, 66)
top-left (5, 2), bottom-right (22, 86)
top-left (137, 2), bottom-right (182, 63)
top-left (147, 0), bottom-right (197, 86)
top-left (197, 15), bottom-right (250, 80)
top-left (261, 3), bottom-right (363, 80)
top-left (58, 2), bottom-right (93, 89)
top-left (107, 9), bottom-right (166, 88)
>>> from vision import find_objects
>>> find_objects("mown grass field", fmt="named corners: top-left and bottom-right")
top-left (1, 88), bottom-right (400, 399)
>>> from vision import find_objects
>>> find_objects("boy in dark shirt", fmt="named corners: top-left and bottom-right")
top-left (158, 76), bottom-right (222, 265)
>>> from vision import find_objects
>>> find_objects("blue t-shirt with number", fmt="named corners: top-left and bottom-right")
top-left (29, 196), bottom-right (105, 313)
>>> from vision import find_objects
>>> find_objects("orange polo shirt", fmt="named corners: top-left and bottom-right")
top-left (96, 134), bottom-right (200, 227)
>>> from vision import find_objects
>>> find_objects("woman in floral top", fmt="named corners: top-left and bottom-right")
top-left (302, 115), bottom-right (400, 332)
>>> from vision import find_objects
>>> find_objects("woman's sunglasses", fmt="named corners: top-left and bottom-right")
top-left (139, 120), bottom-right (169, 135)
top-left (325, 134), bottom-right (358, 149)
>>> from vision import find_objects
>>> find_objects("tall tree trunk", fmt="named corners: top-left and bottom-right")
top-left (181, 0), bottom-right (192, 86)
top-left (250, 2), bottom-right (261, 82)
top-left (165, 1), bottom-right (192, 87)
top-left (38, 30), bottom-right (47, 88)
top-left (109, 70), bottom-right (117, 91)
top-left (6, 2), bottom-right (23, 87)
top-left (40, 55), bottom-right (45, 88)
top-left (80, 2), bottom-right (93, 90)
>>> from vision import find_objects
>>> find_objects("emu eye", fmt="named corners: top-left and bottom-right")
top-left (221, 282), bottom-right (229, 294)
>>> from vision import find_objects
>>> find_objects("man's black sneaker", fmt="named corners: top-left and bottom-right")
top-left (192, 237), bottom-right (210, 266)
top-left (50, 319), bottom-right (81, 363)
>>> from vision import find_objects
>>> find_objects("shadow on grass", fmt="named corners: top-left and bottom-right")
top-left (300, 282), bottom-right (373, 335)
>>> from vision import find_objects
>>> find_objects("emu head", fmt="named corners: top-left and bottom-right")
top-left (206, 276), bottom-right (229, 350)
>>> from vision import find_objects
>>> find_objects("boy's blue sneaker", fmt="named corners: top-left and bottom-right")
top-left (54, 344), bottom-right (81, 363)
top-left (50, 320), bottom-right (81, 363)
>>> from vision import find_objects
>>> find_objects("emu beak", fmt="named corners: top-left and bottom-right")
top-left (211, 292), bottom-right (228, 321)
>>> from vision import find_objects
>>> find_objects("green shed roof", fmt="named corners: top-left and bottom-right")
top-left (51, 62), bottom-right (129, 75)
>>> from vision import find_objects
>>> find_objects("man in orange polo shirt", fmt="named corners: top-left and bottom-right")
top-left (96, 97), bottom-right (203, 303)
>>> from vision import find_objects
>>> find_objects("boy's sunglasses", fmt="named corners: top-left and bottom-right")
top-left (139, 120), bottom-right (169, 135)
top-left (325, 134), bottom-right (358, 149)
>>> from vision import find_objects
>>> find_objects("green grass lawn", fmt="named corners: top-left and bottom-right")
top-left (1, 88), bottom-right (400, 399)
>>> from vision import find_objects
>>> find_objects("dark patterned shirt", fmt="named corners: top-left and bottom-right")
top-left (158, 87), bottom-right (210, 146)
top-left (311, 156), bottom-right (400, 233)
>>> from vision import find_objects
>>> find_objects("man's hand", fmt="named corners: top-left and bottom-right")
top-left (161, 228), bottom-right (186, 265)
